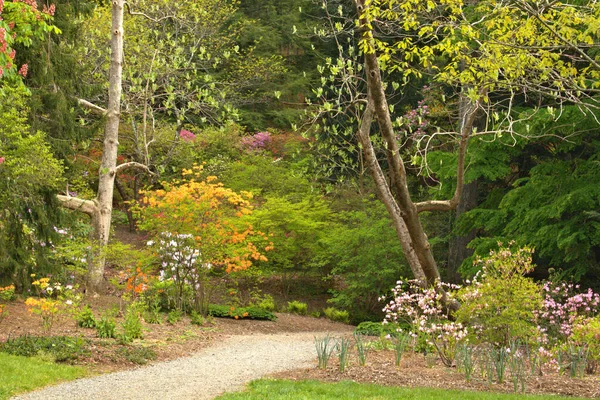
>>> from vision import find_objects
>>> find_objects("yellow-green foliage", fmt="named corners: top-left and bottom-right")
top-left (359, 0), bottom-right (600, 101)
top-left (455, 246), bottom-right (542, 345)
top-left (571, 316), bottom-right (600, 372)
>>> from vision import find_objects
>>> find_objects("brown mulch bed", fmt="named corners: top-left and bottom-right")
top-left (271, 348), bottom-right (600, 398)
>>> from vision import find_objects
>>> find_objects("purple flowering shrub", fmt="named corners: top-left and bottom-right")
top-left (240, 131), bottom-right (271, 152)
top-left (536, 280), bottom-right (600, 341)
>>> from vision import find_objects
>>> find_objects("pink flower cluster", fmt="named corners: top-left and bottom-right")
top-left (179, 129), bottom-right (196, 142)
top-left (241, 131), bottom-right (271, 151)
top-left (17, 63), bottom-right (27, 77)
top-left (536, 281), bottom-right (600, 339)
top-left (382, 279), bottom-right (465, 366)
top-left (16, 0), bottom-right (38, 8)
top-left (42, 3), bottom-right (55, 16)
top-left (399, 99), bottom-right (430, 137)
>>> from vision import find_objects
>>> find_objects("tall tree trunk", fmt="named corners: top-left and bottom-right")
top-left (88, 0), bottom-right (125, 292)
top-left (447, 180), bottom-right (478, 282)
top-left (354, 0), bottom-right (478, 311)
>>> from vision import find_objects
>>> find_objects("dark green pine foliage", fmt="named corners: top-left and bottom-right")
top-left (451, 107), bottom-right (600, 284)
top-left (16, 0), bottom-right (100, 161)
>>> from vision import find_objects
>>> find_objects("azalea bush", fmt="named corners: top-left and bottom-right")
top-left (134, 166), bottom-right (272, 314)
top-left (536, 280), bottom-right (600, 343)
top-left (382, 279), bottom-right (466, 367)
top-left (24, 275), bottom-right (79, 332)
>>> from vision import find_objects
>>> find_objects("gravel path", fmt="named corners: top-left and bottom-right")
top-left (13, 331), bottom-right (335, 400)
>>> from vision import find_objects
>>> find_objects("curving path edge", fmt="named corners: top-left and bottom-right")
top-left (12, 332), bottom-right (334, 400)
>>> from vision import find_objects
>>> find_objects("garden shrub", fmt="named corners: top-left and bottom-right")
top-left (456, 246), bottom-right (542, 345)
top-left (354, 321), bottom-right (401, 337)
top-left (167, 310), bottom-right (183, 325)
top-left (323, 307), bottom-right (350, 324)
top-left (96, 311), bottom-right (117, 339)
top-left (134, 166), bottom-right (273, 315)
top-left (120, 305), bottom-right (144, 342)
top-left (286, 300), bottom-right (308, 315)
top-left (257, 295), bottom-right (276, 312)
top-left (190, 311), bottom-right (206, 326)
top-left (0, 335), bottom-right (89, 362)
top-left (571, 316), bottom-right (600, 374)
top-left (117, 346), bottom-right (157, 365)
top-left (76, 305), bottom-right (96, 328)
top-left (208, 304), bottom-right (276, 321)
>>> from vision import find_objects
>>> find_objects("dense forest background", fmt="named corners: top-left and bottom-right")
top-left (1, 0), bottom-right (599, 324)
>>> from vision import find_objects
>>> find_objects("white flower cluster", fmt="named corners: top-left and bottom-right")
top-left (148, 232), bottom-right (211, 289)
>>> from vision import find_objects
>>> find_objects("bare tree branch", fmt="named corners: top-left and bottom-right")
top-left (77, 98), bottom-right (107, 115)
top-left (56, 195), bottom-right (97, 216)
top-left (115, 162), bottom-right (155, 176)
top-left (124, 2), bottom-right (176, 23)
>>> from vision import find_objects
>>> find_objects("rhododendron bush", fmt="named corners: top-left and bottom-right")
top-left (381, 245), bottom-right (600, 377)
top-left (134, 166), bottom-right (273, 314)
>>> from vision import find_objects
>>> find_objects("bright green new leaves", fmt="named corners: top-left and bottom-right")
top-left (0, 0), bottom-right (60, 86)
top-left (0, 88), bottom-right (64, 286)
top-left (360, 0), bottom-right (600, 104)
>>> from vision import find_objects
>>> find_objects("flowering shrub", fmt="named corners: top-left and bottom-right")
top-left (0, 284), bottom-right (15, 301)
top-left (240, 131), bottom-right (271, 151)
top-left (150, 232), bottom-right (212, 313)
top-left (0, 0), bottom-right (59, 82)
top-left (382, 279), bottom-right (466, 366)
top-left (135, 166), bottom-right (272, 314)
top-left (179, 129), bottom-right (196, 142)
top-left (570, 317), bottom-right (600, 374)
top-left (24, 297), bottom-right (60, 332)
top-left (25, 274), bottom-right (79, 331)
top-left (536, 281), bottom-right (599, 341)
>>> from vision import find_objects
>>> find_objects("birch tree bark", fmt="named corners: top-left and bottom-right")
top-left (57, 0), bottom-right (125, 294)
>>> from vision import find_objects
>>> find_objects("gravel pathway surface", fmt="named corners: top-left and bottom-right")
top-left (13, 331), bottom-right (335, 400)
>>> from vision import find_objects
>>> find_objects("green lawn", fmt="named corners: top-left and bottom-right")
top-left (216, 379), bottom-right (587, 400)
top-left (0, 353), bottom-right (87, 399)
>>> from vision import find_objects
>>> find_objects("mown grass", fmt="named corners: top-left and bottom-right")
top-left (216, 379), bottom-right (587, 400)
top-left (0, 353), bottom-right (87, 399)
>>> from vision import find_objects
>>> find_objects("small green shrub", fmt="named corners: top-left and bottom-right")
top-left (190, 311), bottom-right (206, 326)
top-left (120, 308), bottom-right (144, 342)
top-left (96, 312), bottom-right (117, 339)
top-left (287, 300), bottom-right (308, 315)
top-left (144, 304), bottom-right (163, 324)
top-left (167, 310), bottom-right (183, 325)
top-left (76, 305), bottom-right (96, 329)
top-left (310, 311), bottom-right (322, 318)
top-left (323, 307), bottom-right (350, 324)
top-left (456, 246), bottom-right (542, 345)
top-left (354, 321), bottom-right (384, 336)
top-left (208, 304), bottom-right (276, 321)
top-left (117, 346), bottom-right (157, 365)
top-left (571, 316), bottom-right (600, 374)
top-left (0, 335), bottom-right (89, 362)
top-left (257, 295), bottom-right (276, 312)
